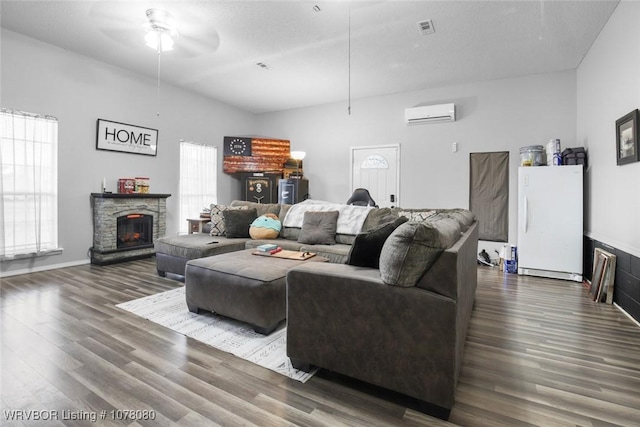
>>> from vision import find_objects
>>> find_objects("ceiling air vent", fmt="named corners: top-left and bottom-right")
top-left (417, 19), bottom-right (435, 36)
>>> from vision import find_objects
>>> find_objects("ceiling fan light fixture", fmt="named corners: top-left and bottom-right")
top-left (144, 8), bottom-right (178, 52)
top-left (145, 31), bottom-right (174, 52)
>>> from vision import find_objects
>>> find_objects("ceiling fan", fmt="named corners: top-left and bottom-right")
top-left (144, 8), bottom-right (178, 52)
top-left (88, 2), bottom-right (220, 58)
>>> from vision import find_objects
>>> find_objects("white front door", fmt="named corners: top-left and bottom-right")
top-left (350, 144), bottom-right (400, 208)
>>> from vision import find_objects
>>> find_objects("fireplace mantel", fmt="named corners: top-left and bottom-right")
top-left (90, 193), bottom-right (171, 265)
top-left (90, 193), bottom-right (171, 199)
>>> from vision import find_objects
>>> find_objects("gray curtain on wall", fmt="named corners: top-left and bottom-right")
top-left (469, 152), bottom-right (509, 242)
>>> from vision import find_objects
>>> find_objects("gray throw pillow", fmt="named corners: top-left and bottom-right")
top-left (223, 208), bottom-right (258, 238)
top-left (437, 209), bottom-right (476, 229)
top-left (297, 211), bottom-right (339, 245)
top-left (361, 207), bottom-right (399, 231)
top-left (379, 218), bottom-right (461, 287)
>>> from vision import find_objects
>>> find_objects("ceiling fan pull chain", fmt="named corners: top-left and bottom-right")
top-left (348, 6), bottom-right (351, 116)
top-left (156, 46), bottom-right (162, 117)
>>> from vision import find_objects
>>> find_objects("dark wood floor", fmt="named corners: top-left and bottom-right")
top-left (1, 259), bottom-right (639, 426)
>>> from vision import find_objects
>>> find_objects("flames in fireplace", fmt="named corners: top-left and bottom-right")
top-left (117, 214), bottom-right (153, 249)
top-left (120, 232), bottom-right (142, 243)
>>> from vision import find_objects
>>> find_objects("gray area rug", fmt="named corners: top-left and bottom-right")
top-left (116, 287), bottom-right (316, 382)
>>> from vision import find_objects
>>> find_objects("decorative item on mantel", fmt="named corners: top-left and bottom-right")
top-left (135, 177), bottom-right (150, 193)
top-left (118, 178), bottom-right (136, 194)
top-left (117, 177), bottom-right (150, 194)
top-left (223, 136), bottom-right (290, 174)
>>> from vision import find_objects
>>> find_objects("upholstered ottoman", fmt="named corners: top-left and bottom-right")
top-left (185, 249), bottom-right (325, 334)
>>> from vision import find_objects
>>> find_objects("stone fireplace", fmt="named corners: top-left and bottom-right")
top-left (90, 193), bottom-right (170, 265)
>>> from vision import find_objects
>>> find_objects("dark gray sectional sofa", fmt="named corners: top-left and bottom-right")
top-left (153, 199), bottom-right (478, 418)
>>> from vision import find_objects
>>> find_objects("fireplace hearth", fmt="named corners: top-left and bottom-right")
top-left (90, 193), bottom-right (170, 265)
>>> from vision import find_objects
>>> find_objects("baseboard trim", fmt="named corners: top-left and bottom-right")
top-left (0, 259), bottom-right (91, 278)
top-left (518, 267), bottom-right (582, 282)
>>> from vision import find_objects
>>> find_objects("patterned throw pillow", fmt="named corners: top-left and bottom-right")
top-left (397, 210), bottom-right (436, 222)
top-left (209, 204), bottom-right (248, 236)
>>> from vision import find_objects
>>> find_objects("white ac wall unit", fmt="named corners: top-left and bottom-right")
top-left (405, 103), bottom-right (455, 125)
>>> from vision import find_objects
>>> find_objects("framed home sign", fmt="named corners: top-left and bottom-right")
top-left (615, 109), bottom-right (639, 165)
top-left (96, 119), bottom-right (158, 156)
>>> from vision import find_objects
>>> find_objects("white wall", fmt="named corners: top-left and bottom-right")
top-left (1, 26), bottom-right (585, 275)
top-left (256, 70), bottom-right (578, 252)
top-left (577, 1), bottom-right (640, 258)
top-left (1, 30), bottom-right (256, 275)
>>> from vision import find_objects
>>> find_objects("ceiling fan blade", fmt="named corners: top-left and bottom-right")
top-left (173, 30), bottom-right (220, 58)
top-left (169, 7), bottom-right (221, 58)
top-left (89, 2), bottom-right (149, 48)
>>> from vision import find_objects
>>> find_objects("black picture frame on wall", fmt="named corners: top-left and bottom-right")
top-left (96, 119), bottom-right (158, 156)
top-left (615, 109), bottom-right (639, 165)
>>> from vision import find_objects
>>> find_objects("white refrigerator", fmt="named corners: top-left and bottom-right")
top-left (517, 165), bottom-right (583, 282)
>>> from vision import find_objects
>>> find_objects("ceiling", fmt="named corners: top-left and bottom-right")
top-left (1, 1), bottom-right (619, 114)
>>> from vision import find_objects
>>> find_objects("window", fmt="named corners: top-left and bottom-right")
top-left (179, 141), bottom-right (217, 234)
top-left (0, 108), bottom-right (59, 258)
top-left (361, 154), bottom-right (389, 169)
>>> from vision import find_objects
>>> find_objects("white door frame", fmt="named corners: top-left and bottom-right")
top-left (349, 143), bottom-right (401, 207)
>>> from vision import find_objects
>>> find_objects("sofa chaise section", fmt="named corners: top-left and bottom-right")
top-left (285, 220), bottom-right (478, 418)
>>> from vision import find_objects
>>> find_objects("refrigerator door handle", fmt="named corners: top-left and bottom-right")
top-left (524, 196), bottom-right (528, 233)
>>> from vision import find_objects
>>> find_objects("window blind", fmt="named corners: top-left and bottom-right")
top-left (0, 108), bottom-right (59, 258)
top-left (179, 141), bottom-right (217, 234)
